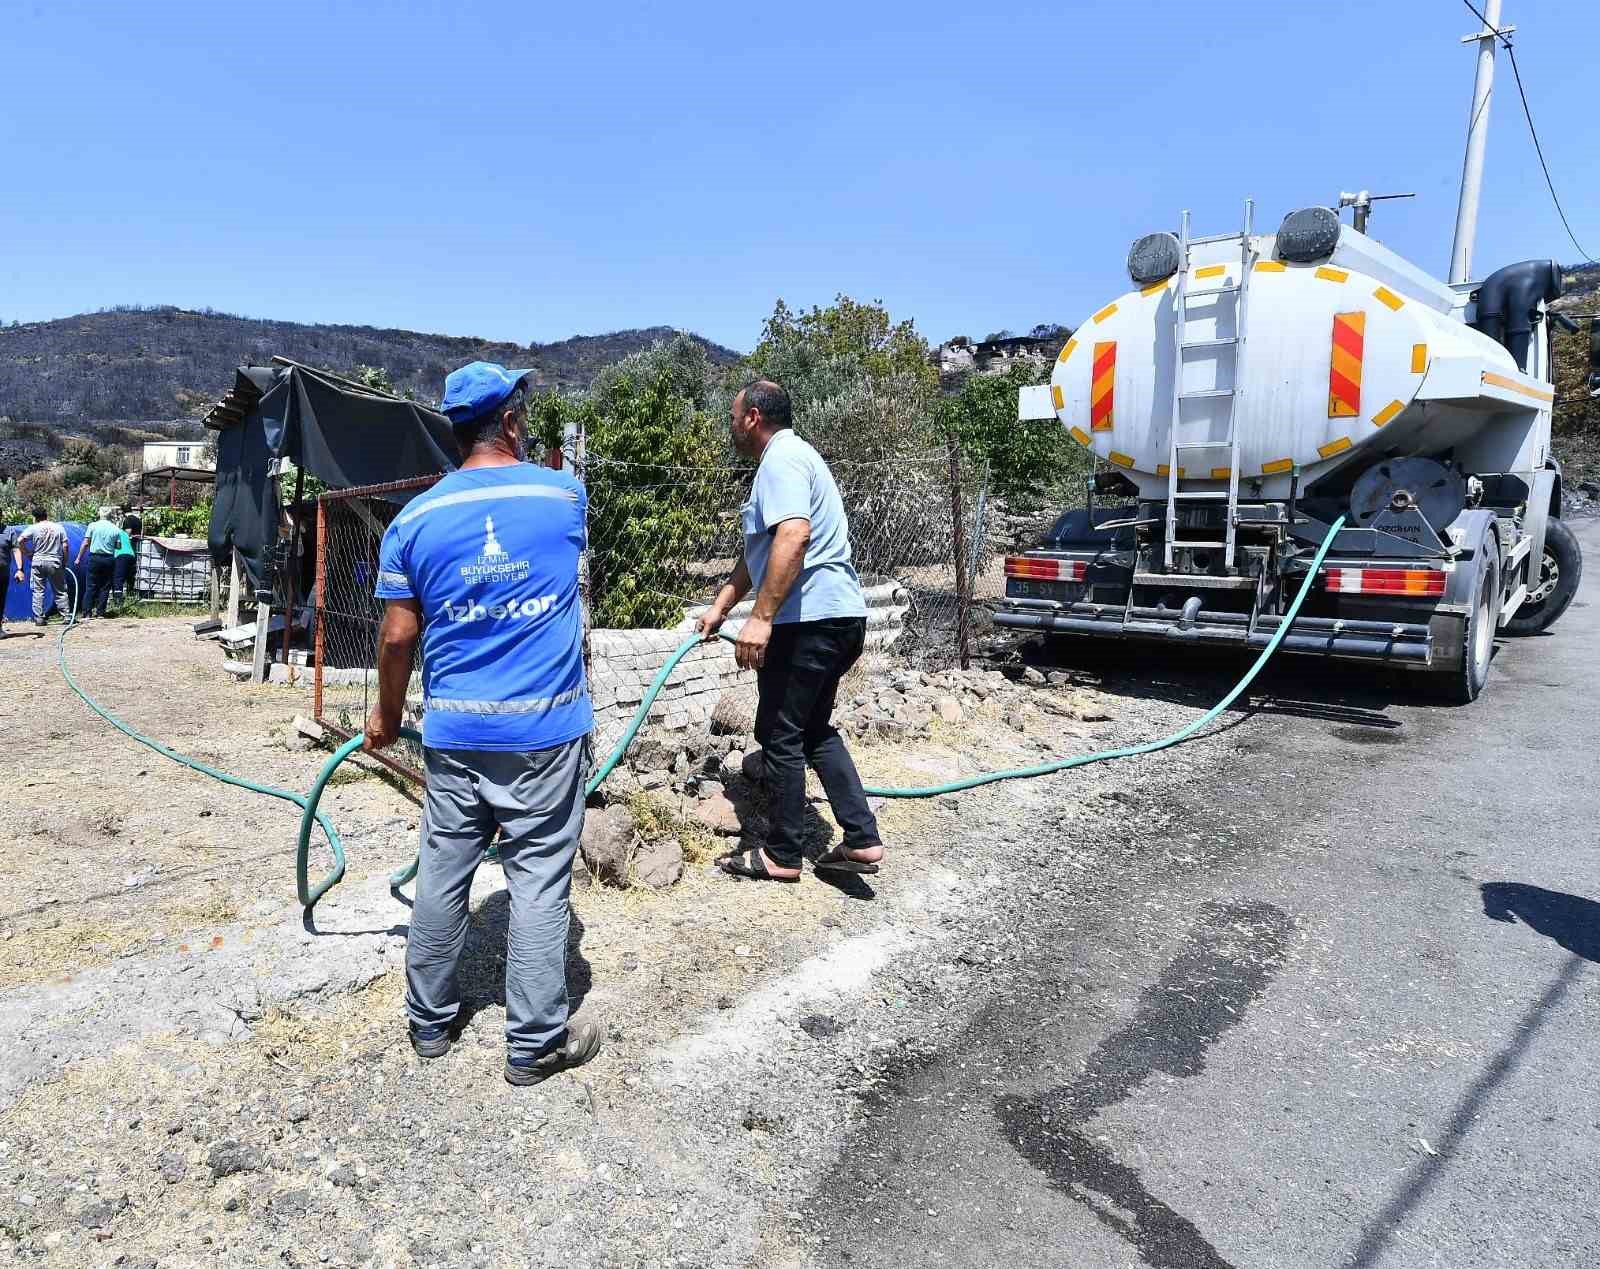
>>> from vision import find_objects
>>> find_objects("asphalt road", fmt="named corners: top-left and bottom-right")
top-left (815, 517), bottom-right (1599, 1269)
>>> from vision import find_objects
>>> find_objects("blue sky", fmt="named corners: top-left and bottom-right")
top-left (2, 1), bottom-right (1595, 352)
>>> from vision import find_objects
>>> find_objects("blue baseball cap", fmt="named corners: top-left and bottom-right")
top-left (441, 361), bottom-right (534, 424)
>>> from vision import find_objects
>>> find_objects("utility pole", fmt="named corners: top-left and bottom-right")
top-left (1449, 0), bottom-right (1513, 285)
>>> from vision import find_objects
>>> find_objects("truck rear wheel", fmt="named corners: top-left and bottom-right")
top-left (1435, 534), bottom-right (1500, 704)
top-left (1501, 518), bottom-right (1582, 636)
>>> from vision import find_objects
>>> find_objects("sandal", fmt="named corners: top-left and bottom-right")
top-left (717, 847), bottom-right (800, 883)
top-left (814, 844), bottom-right (882, 875)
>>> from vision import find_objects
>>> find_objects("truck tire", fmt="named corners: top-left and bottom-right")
top-left (1434, 533), bottom-right (1500, 704)
top-left (1501, 517), bottom-right (1583, 636)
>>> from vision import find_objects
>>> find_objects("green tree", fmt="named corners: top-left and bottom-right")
top-left (582, 361), bottom-right (733, 628)
top-left (938, 363), bottom-right (1089, 507)
top-left (743, 295), bottom-right (941, 461)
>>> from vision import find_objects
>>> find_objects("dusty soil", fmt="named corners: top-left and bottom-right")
top-left (0, 615), bottom-right (1221, 1268)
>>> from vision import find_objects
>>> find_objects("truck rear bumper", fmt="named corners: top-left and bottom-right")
top-left (992, 601), bottom-right (1436, 665)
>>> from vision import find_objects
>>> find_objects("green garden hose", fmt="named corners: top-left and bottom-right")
top-left (306, 516), bottom-right (1347, 908)
top-left (50, 570), bottom-right (351, 908)
top-left (52, 518), bottom-right (1345, 915)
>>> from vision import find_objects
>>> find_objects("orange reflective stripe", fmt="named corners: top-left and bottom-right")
top-left (1328, 312), bottom-right (1365, 418)
top-left (1090, 341), bottom-right (1116, 432)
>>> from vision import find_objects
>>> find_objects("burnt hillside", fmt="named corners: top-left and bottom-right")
top-left (0, 306), bottom-right (741, 426)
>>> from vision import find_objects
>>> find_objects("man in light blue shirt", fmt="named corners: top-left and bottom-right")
top-left (365, 361), bottom-right (601, 1086)
top-left (73, 507), bottom-right (121, 619)
top-left (697, 379), bottom-right (884, 883)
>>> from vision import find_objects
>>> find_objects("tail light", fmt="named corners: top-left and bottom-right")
top-left (1005, 556), bottom-right (1087, 582)
top-left (1322, 567), bottom-right (1446, 597)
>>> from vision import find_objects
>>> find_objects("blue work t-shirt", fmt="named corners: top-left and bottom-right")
top-left (742, 430), bottom-right (867, 625)
top-left (374, 464), bottom-right (592, 752)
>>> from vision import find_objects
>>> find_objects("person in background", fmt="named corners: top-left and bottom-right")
top-left (0, 522), bottom-right (19, 637)
top-left (696, 379), bottom-right (886, 882)
top-left (74, 506), bottom-right (121, 619)
top-left (364, 361), bottom-right (600, 1087)
top-left (14, 508), bottom-right (70, 626)
top-left (111, 517), bottom-right (137, 606)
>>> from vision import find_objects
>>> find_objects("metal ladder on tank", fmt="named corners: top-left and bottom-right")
top-left (1164, 201), bottom-right (1255, 571)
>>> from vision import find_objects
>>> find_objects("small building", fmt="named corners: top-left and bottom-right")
top-left (142, 440), bottom-right (213, 472)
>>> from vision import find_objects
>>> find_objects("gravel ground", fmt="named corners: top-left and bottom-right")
top-left (0, 613), bottom-right (1227, 1267)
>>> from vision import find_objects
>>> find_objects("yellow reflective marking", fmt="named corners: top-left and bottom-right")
top-left (1092, 302), bottom-right (1119, 324)
top-left (1156, 464), bottom-right (1187, 478)
top-left (1209, 467), bottom-right (1232, 480)
top-left (1141, 280), bottom-right (1170, 296)
top-left (1371, 399), bottom-right (1406, 428)
top-left (1261, 458), bottom-right (1295, 475)
top-left (1253, 260), bottom-right (1286, 273)
top-left (1108, 450), bottom-right (1135, 469)
top-left (1315, 266), bottom-right (1349, 283)
top-left (1194, 265), bottom-right (1226, 280)
top-left (1318, 436), bottom-right (1353, 459)
top-left (1069, 426), bottom-right (1092, 446)
top-left (1481, 371), bottom-right (1555, 403)
top-left (1051, 384), bottom-right (1064, 411)
top-left (1373, 286), bottom-right (1404, 310)
top-left (1410, 343), bottom-right (1428, 373)
top-left (1058, 339), bottom-right (1077, 363)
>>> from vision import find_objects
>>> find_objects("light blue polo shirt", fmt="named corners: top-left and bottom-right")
top-left (375, 464), bottom-right (592, 752)
top-left (742, 430), bottom-right (867, 625)
top-left (85, 519), bottom-right (120, 555)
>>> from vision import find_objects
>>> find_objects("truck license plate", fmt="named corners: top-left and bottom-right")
top-left (1007, 580), bottom-right (1073, 601)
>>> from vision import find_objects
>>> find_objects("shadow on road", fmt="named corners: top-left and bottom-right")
top-left (1027, 637), bottom-right (1411, 731)
top-left (996, 899), bottom-right (1293, 1269)
top-left (1481, 882), bottom-right (1600, 963)
top-left (1344, 954), bottom-right (1587, 1268)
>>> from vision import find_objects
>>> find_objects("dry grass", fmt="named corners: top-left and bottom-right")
top-left (0, 919), bottom-right (147, 989)
top-left (250, 969), bottom-right (405, 1073)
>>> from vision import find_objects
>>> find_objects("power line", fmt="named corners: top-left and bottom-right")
top-left (1458, 0), bottom-right (1598, 264)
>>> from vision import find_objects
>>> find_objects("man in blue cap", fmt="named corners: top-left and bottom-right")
top-left (365, 361), bottom-right (600, 1085)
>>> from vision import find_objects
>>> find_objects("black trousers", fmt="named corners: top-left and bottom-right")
top-left (754, 616), bottom-right (881, 870)
top-left (112, 554), bottom-right (136, 596)
top-left (85, 553), bottom-right (115, 617)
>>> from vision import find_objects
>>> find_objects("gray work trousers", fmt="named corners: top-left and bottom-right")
top-left (31, 562), bottom-right (67, 622)
top-left (406, 736), bottom-right (588, 1059)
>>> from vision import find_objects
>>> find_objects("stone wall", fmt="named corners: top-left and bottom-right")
top-left (589, 628), bottom-right (753, 750)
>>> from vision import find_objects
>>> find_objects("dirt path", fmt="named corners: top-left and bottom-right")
top-left (0, 614), bottom-right (1218, 1267)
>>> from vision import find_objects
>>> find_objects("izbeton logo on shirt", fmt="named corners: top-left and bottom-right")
top-left (440, 515), bottom-right (553, 623)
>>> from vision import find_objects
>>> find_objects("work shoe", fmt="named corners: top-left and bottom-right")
top-left (504, 1020), bottom-right (603, 1086)
top-left (409, 1024), bottom-right (452, 1060)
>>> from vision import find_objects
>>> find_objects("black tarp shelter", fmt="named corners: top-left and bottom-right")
top-left (206, 361), bottom-right (457, 591)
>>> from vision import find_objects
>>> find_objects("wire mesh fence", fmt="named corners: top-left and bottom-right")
top-left (314, 476), bottom-right (440, 782)
top-left (312, 445), bottom-right (1014, 786)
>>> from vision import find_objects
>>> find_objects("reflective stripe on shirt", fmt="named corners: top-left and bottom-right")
top-left (395, 482), bottom-right (578, 528)
top-left (424, 684), bottom-right (588, 715)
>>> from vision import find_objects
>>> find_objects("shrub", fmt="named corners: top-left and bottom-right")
top-left (938, 362), bottom-right (1090, 509)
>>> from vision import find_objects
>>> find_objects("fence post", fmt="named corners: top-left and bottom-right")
top-left (575, 413), bottom-right (592, 666)
top-left (948, 437), bottom-right (971, 670)
top-left (313, 495), bottom-right (327, 721)
top-left (226, 549), bottom-right (242, 628)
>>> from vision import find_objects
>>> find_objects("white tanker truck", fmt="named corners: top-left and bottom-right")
top-left (1001, 201), bottom-right (1586, 702)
